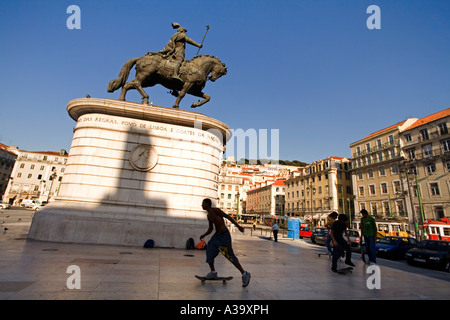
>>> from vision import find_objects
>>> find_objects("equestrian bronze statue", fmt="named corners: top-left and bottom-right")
top-left (107, 23), bottom-right (227, 109)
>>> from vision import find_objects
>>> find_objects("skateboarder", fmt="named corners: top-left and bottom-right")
top-left (330, 214), bottom-right (355, 273)
top-left (200, 198), bottom-right (251, 287)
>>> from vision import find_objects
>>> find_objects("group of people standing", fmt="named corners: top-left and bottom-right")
top-left (325, 209), bottom-right (377, 272)
top-left (198, 197), bottom-right (379, 287)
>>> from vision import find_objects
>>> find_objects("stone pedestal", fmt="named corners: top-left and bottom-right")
top-left (28, 98), bottom-right (231, 248)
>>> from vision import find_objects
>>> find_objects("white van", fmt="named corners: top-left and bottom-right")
top-left (21, 199), bottom-right (37, 208)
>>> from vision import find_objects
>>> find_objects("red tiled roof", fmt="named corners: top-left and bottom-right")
top-left (362, 120), bottom-right (407, 139)
top-left (272, 180), bottom-right (285, 186)
top-left (403, 108), bottom-right (450, 131)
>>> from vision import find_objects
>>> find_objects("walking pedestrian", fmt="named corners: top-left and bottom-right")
top-left (272, 222), bottom-right (279, 242)
top-left (360, 209), bottom-right (377, 265)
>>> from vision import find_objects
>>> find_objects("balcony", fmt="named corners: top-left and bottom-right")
top-left (403, 145), bottom-right (450, 162)
top-left (352, 139), bottom-right (399, 158)
top-left (351, 152), bottom-right (402, 169)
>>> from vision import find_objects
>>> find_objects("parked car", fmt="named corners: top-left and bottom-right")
top-left (299, 227), bottom-right (312, 239)
top-left (311, 227), bottom-right (327, 243)
top-left (0, 203), bottom-right (11, 209)
top-left (21, 199), bottom-right (37, 208)
top-left (376, 236), bottom-right (419, 259)
top-left (314, 229), bottom-right (329, 246)
top-left (347, 229), bottom-right (361, 252)
top-left (406, 240), bottom-right (450, 272)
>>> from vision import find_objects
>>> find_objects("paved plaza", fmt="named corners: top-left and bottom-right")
top-left (0, 208), bottom-right (449, 302)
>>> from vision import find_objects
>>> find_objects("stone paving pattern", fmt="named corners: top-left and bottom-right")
top-left (0, 209), bottom-right (449, 300)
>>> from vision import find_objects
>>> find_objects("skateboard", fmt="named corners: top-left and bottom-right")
top-left (195, 275), bottom-right (233, 285)
top-left (336, 267), bottom-right (353, 275)
top-left (317, 252), bottom-right (331, 258)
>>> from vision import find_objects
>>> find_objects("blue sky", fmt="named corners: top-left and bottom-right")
top-left (0, 0), bottom-right (449, 164)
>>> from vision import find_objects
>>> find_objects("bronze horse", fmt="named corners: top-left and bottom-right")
top-left (107, 53), bottom-right (227, 109)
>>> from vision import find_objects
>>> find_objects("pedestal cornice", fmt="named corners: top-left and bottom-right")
top-left (67, 98), bottom-right (232, 143)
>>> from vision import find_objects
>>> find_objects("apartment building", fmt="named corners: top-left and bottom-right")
top-left (284, 156), bottom-right (352, 226)
top-left (246, 180), bottom-right (285, 223)
top-left (218, 174), bottom-right (244, 215)
top-left (350, 119), bottom-right (418, 226)
top-left (400, 108), bottom-right (450, 225)
top-left (3, 149), bottom-right (69, 204)
top-left (0, 144), bottom-right (17, 201)
top-left (350, 107), bottom-right (450, 237)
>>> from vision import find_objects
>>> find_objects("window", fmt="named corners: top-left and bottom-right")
top-left (408, 166), bottom-right (417, 175)
top-left (378, 152), bottom-right (383, 161)
top-left (420, 129), bottom-right (429, 140)
top-left (442, 139), bottom-right (450, 152)
top-left (438, 123), bottom-right (448, 135)
top-left (391, 163), bottom-right (399, 174)
top-left (433, 205), bottom-right (444, 219)
top-left (358, 186), bottom-right (364, 197)
top-left (423, 144), bottom-right (433, 157)
top-left (396, 200), bottom-right (405, 216)
top-left (388, 135), bottom-right (395, 145)
top-left (366, 143), bottom-right (371, 152)
top-left (380, 183), bottom-right (388, 194)
top-left (379, 166), bottom-right (386, 176)
top-left (368, 169), bottom-right (374, 178)
top-left (429, 182), bottom-right (440, 196)
top-left (393, 181), bottom-right (401, 193)
top-left (371, 203), bottom-right (377, 215)
top-left (404, 134), bottom-right (412, 142)
top-left (383, 201), bottom-right (390, 215)
top-left (426, 163), bottom-right (436, 175)
top-left (406, 148), bottom-right (415, 160)
top-left (369, 184), bottom-right (376, 195)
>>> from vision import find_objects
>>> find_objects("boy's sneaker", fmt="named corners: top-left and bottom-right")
top-left (206, 271), bottom-right (218, 279)
top-left (345, 261), bottom-right (356, 267)
top-left (242, 271), bottom-right (251, 287)
top-left (331, 267), bottom-right (338, 273)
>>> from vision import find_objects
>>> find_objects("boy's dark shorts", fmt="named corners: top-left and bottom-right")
top-left (206, 231), bottom-right (239, 265)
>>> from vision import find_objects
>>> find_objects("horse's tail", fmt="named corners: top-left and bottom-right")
top-left (107, 58), bottom-right (139, 92)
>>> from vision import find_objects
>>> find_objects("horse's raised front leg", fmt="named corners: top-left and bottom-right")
top-left (191, 92), bottom-right (210, 108)
top-left (173, 82), bottom-right (193, 109)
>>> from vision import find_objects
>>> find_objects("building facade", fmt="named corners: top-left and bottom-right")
top-left (400, 108), bottom-right (450, 234)
top-left (350, 119), bottom-right (418, 231)
top-left (0, 144), bottom-right (17, 201)
top-left (246, 180), bottom-right (285, 222)
top-left (350, 108), bottom-right (450, 237)
top-left (3, 149), bottom-right (69, 204)
top-left (285, 156), bottom-right (352, 226)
